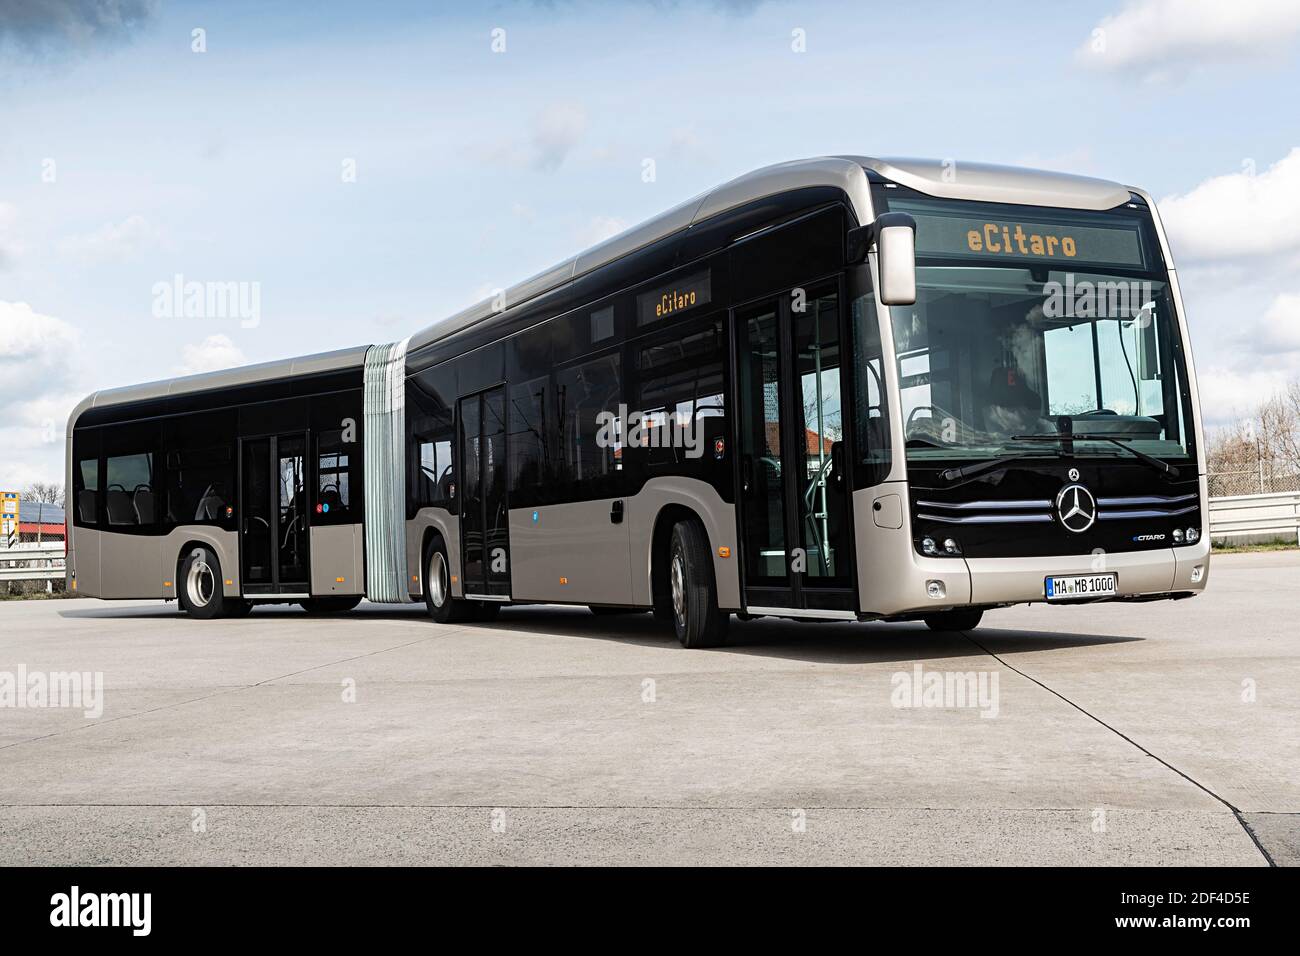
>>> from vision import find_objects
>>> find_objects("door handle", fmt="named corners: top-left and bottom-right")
top-left (610, 500), bottom-right (624, 524)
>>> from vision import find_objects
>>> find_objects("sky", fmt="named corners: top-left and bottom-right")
top-left (2, 0), bottom-right (1299, 488)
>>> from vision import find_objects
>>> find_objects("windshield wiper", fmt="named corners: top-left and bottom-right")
top-left (940, 450), bottom-right (1062, 484)
top-left (1011, 433), bottom-right (1181, 478)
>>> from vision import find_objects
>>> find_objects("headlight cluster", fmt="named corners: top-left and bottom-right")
top-left (1173, 526), bottom-right (1201, 545)
top-left (921, 536), bottom-right (962, 557)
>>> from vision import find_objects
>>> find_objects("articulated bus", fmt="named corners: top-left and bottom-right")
top-left (67, 157), bottom-right (1209, 646)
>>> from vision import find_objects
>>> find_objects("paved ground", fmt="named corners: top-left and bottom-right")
top-left (1, 551), bottom-right (1296, 866)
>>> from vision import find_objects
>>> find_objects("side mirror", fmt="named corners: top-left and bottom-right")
top-left (875, 212), bottom-right (917, 306)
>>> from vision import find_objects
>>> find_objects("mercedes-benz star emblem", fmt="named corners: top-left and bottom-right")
top-left (1056, 484), bottom-right (1097, 533)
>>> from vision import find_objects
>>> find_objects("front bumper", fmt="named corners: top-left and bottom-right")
top-left (964, 538), bottom-right (1210, 605)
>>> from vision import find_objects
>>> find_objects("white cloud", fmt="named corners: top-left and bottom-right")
top-left (57, 214), bottom-right (159, 262)
top-left (1159, 148), bottom-right (1300, 262)
top-left (1258, 292), bottom-right (1300, 352)
top-left (0, 301), bottom-right (82, 489)
top-left (0, 300), bottom-right (78, 406)
top-left (1195, 365), bottom-right (1295, 425)
top-left (1078, 0), bottom-right (1300, 81)
top-left (576, 215), bottom-right (629, 248)
top-left (176, 334), bottom-right (247, 375)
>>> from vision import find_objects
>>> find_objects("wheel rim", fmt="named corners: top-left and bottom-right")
top-left (429, 551), bottom-right (448, 608)
top-left (671, 551), bottom-right (686, 625)
top-left (185, 552), bottom-right (215, 608)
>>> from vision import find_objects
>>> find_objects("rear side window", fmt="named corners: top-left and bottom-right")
top-left (75, 456), bottom-right (98, 526)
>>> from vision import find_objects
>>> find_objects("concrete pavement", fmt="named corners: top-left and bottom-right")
top-left (1, 551), bottom-right (1296, 865)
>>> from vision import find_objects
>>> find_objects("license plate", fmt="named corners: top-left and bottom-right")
top-left (1045, 573), bottom-right (1118, 600)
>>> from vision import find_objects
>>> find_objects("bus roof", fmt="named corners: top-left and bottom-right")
top-left (406, 155), bottom-right (1135, 354)
top-left (68, 345), bottom-right (369, 427)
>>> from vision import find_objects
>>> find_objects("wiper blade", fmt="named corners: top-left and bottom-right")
top-left (940, 450), bottom-right (1062, 484)
top-left (1011, 433), bottom-right (1181, 478)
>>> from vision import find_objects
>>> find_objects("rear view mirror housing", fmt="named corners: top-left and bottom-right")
top-left (847, 212), bottom-right (917, 306)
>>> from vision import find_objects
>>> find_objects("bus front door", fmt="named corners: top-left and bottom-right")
top-left (735, 283), bottom-right (856, 617)
top-left (458, 387), bottom-right (512, 601)
top-left (240, 433), bottom-right (311, 597)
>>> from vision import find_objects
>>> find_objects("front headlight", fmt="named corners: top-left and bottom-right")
top-left (1186, 526), bottom-right (1200, 544)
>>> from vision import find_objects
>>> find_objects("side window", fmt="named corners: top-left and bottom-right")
top-left (105, 452), bottom-right (155, 528)
top-left (163, 411), bottom-right (236, 529)
top-left (852, 290), bottom-right (892, 486)
top-left (314, 429), bottom-right (355, 524)
top-left (508, 375), bottom-right (549, 496)
top-left (72, 430), bottom-right (99, 527)
top-left (632, 318), bottom-right (726, 470)
top-left (554, 351), bottom-right (621, 496)
top-left (407, 373), bottom-right (456, 512)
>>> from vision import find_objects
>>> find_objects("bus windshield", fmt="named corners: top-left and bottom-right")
top-left (874, 192), bottom-right (1196, 465)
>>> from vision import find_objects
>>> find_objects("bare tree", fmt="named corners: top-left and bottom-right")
top-left (22, 482), bottom-right (65, 512)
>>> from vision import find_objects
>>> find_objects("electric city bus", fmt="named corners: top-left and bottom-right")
top-left (67, 157), bottom-right (1209, 645)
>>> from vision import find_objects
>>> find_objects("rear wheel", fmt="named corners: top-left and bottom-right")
top-left (300, 596), bottom-right (362, 615)
top-left (178, 546), bottom-right (229, 620)
top-left (669, 518), bottom-right (729, 648)
top-left (424, 537), bottom-right (473, 623)
top-left (923, 608), bottom-right (984, 632)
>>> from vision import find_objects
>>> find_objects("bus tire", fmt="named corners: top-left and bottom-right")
top-left (669, 518), bottom-right (729, 648)
top-left (923, 608), bottom-right (984, 632)
top-left (424, 537), bottom-right (472, 624)
top-left (300, 596), bottom-right (362, 615)
top-left (178, 546), bottom-right (228, 620)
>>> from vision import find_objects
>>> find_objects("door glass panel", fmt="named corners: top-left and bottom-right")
top-left (242, 438), bottom-right (273, 587)
top-left (793, 292), bottom-right (851, 585)
top-left (737, 306), bottom-right (787, 585)
top-left (460, 396), bottom-right (484, 592)
top-left (482, 388), bottom-right (510, 595)
top-left (277, 436), bottom-right (308, 587)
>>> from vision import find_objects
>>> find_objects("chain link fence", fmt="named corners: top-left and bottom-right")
top-left (1208, 466), bottom-right (1300, 498)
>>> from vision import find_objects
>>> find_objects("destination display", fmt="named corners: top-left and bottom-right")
top-left (637, 270), bottom-right (711, 325)
top-left (894, 200), bottom-right (1150, 271)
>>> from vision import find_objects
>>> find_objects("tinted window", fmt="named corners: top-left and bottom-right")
top-left (407, 369), bottom-right (456, 514)
top-left (72, 430), bottom-right (99, 527)
top-left (554, 351), bottom-right (622, 498)
top-left (163, 412), bottom-right (236, 528)
top-left (314, 428), bottom-right (355, 524)
top-left (632, 319), bottom-right (726, 471)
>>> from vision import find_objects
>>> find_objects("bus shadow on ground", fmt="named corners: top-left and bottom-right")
top-left (55, 601), bottom-right (1139, 666)
top-left (484, 605), bottom-right (1141, 666)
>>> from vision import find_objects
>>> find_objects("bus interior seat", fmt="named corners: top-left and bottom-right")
top-left (195, 484), bottom-right (225, 521)
top-left (132, 485), bottom-right (155, 524)
top-left (105, 486), bottom-right (134, 526)
top-left (78, 489), bottom-right (97, 524)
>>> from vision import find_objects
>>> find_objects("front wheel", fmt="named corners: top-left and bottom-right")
top-left (178, 546), bottom-right (231, 619)
top-left (669, 519), bottom-right (729, 648)
top-left (923, 608), bottom-right (984, 632)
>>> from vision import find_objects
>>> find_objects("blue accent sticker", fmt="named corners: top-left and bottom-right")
top-left (1045, 578), bottom-right (1054, 597)
top-left (532, 511), bottom-right (539, 523)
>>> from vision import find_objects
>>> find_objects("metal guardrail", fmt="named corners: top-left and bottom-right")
top-left (1208, 491), bottom-right (1300, 544)
top-left (0, 543), bottom-right (66, 583)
